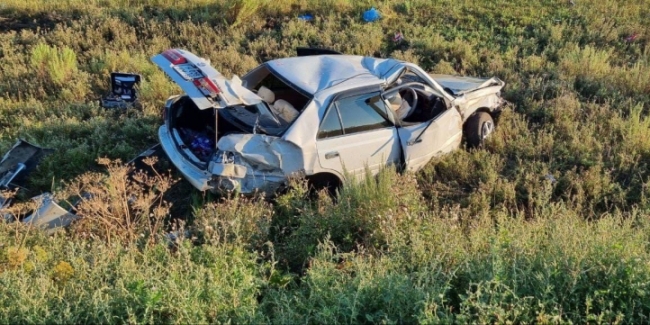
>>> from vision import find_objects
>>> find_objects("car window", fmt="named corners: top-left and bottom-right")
top-left (317, 105), bottom-right (343, 139)
top-left (365, 94), bottom-right (393, 122)
top-left (336, 93), bottom-right (392, 135)
top-left (401, 70), bottom-right (427, 84)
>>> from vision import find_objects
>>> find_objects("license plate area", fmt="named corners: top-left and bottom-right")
top-left (173, 63), bottom-right (204, 81)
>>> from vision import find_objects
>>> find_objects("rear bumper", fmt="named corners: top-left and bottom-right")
top-left (159, 124), bottom-right (289, 196)
top-left (210, 172), bottom-right (287, 196)
top-left (158, 125), bottom-right (212, 191)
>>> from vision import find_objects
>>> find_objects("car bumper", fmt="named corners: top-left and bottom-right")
top-left (158, 125), bottom-right (212, 191)
top-left (210, 170), bottom-right (287, 196)
top-left (159, 125), bottom-right (288, 195)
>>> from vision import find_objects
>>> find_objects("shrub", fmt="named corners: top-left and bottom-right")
top-left (29, 43), bottom-right (79, 86)
top-left (64, 157), bottom-right (177, 246)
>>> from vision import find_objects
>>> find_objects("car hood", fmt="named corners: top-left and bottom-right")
top-left (151, 49), bottom-right (263, 110)
top-left (429, 74), bottom-right (504, 95)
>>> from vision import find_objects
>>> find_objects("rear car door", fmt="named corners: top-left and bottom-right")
top-left (316, 92), bottom-right (401, 180)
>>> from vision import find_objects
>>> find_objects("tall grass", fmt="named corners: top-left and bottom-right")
top-left (3, 168), bottom-right (650, 323)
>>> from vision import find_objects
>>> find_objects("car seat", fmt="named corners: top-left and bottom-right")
top-left (257, 86), bottom-right (275, 103)
top-left (257, 86), bottom-right (298, 124)
top-left (273, 99), bottom-right (299, 124)
top-left (387, 93), bottom-right (412, 121)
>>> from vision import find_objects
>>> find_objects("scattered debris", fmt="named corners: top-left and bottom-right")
top-left (362, 7), bottom-right (381, 22)
top-left (0, 141), bottom-right (171, 234)
top-left (296, 47), bottom-right (342, 56)
top-left (625, 32), bottom-right (640, 43)
top-left (545, 174), bottom-right (557, 184)
top-left (298, 14), bottom-right (313, 21)
top-left (164, 229), bottom-right (191, 248)
top-left (0, 140), bottom-right (77, 233)
top-left (127, 143), bottom-right (165, 177)
top-left (393, 31), bottom-right (405, 44)
top-left (22, 193), bottom-right (78, 234)
top-left (100, 72), bottom-right (142, 109)
top-left (0, 139), bottom-right (54, 208)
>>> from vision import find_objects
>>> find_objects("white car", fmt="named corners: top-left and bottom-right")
top-left (151, 48), bottom-right (506, 195)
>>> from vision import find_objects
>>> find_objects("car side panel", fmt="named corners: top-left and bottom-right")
top-left (317, 127), bottom-right (400, 180)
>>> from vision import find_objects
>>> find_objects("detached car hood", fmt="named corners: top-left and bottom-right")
top-left (429, 74), bottom-right (504, 96)
top-left (151, 49), bottom-right (263, 109)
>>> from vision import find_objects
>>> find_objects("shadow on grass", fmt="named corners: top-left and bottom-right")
top-left (0, 8), bottom-right (74, 33)
top-left (7, 109), bottom-right (156, 191)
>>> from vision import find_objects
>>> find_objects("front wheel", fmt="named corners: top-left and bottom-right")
top-left (464, 111), bottom-right (495, 148)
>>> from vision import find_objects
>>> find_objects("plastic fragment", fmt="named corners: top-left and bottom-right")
top-left (298, 14), bottom-right (313, 21)
top-left (362, 7), bottom-right (380, 22)
top-left (545, 174), bottom-right (557, 184)
top-left (625, 33), bottom-right (639, 43)
top-left (393, 31), bottom-right (404, 43)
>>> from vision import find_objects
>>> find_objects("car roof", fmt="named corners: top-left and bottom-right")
top-left (265, 55), bottom-right (404, 96)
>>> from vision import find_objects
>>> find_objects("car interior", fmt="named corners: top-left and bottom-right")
top-left (400, 88), bottom-right (448, 123)
top-left (246, 67), bottom-right (311, 124)
top-left (383, 83), bottom-right (448, 125)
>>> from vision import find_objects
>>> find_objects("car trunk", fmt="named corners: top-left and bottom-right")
top-left (167, 96), bottom-right (241, 164)
top-left (151, 48), bottom-right (266, 165)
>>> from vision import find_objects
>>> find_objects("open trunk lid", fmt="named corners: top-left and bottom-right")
top-left (152, 49), bottom-right (263, 110)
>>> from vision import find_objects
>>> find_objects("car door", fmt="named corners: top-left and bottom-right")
top-left (397, 110), bottom-right (463, 171)
top-left (316, 92), bottom-right (401, 180)
top-left (382, 88), bottom-right (463, 172)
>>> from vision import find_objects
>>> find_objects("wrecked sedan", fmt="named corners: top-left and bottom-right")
top-left (152, 49), bottom-right (506, 195)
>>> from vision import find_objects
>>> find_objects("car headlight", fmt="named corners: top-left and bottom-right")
top-left (214, 150), bottom-right (235, 164)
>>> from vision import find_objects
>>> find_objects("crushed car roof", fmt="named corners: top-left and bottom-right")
top-left (266, 55), bottom-right (404, 95)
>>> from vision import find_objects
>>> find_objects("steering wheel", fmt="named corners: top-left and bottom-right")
top-left (400, 88), bottom-right (418, 118)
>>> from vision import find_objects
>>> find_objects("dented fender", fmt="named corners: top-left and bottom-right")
top-left (208, 134), bottom-right (304, 195)
top-left (208, 162), bottom-right (247, 178)
top-left (216, 134), bottom-right (304, 175)
top-left (451, 85), bottom-right (505, 121)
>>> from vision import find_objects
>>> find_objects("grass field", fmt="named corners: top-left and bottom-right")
top-left (1, 0), bottom-right (650, 323)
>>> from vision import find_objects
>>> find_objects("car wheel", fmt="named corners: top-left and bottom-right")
top-left (464, 111), bottom-right (495, 148)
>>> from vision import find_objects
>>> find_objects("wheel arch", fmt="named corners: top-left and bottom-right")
top-left (463, 106), bottom-right (496, 124)
top-left (305, 171), bottom-right (343, 189)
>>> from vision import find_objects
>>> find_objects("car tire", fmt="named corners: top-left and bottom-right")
top-left (464, 111), bottom-right (495, 148)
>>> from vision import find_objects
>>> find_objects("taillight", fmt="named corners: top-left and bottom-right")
top-left (161, 49), bottom-right (187, 65)
top-left (193, 77), bottom-right (221, 97)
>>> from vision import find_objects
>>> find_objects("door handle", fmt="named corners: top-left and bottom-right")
top-left (325, 151), bottom-right (340, 159)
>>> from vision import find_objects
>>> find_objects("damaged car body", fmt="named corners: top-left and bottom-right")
top-left (0, 140), bottom-right (78, 233)
top-left (0, 139), bottom-right (54, 208)
top-left (152, 49), bottom-right (506, 196)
